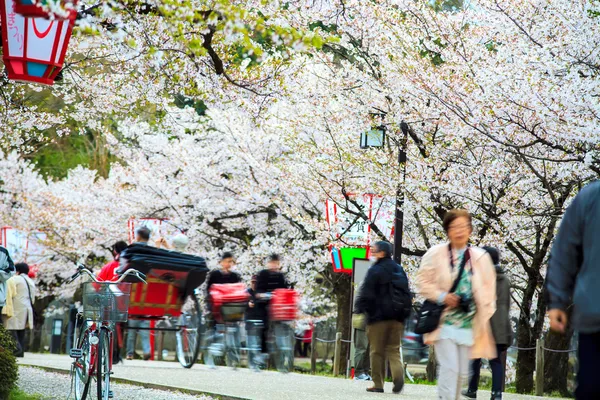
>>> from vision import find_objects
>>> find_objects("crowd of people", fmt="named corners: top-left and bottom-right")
top-left (1, 181), bottom-right (598, 400)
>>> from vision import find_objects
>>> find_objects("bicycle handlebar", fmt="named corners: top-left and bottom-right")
top-left (66, 263), bottom-right (147, 285)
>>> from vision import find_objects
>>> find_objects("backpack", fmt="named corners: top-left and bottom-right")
top-left (389, 268), bottom-right (412, 322)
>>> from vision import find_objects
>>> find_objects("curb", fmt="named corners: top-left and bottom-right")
top-left (20, 363), bottom-right (250, 400)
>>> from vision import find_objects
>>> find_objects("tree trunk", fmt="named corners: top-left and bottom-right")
top-left (30, 295), bottom-right (55, 352)
top-left (515, 281), bottom-right (537, 393)
top-left (543, 306), bottom-right (574, 397)
top-left (334, 274), bottom-right (352, 376)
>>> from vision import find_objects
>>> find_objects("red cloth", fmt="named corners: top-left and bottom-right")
top-left (97, 260), bottom-right (120, 282)
top-left (303, 322), bottom-right (314, 343)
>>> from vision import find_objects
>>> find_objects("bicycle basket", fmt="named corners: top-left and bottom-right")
top-left (82, 282), bottom-right (131, 322)
top-left (220, 302), bottom-right (247, 322)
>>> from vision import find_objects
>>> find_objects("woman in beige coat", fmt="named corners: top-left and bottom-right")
top-left (3, 263), bottom-right (35, 357)
top-left (417, 210), bottom-right (496, 400)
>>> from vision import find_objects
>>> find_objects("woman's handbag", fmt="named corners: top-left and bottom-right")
top-left (414, 247), bottom-right (470, 334)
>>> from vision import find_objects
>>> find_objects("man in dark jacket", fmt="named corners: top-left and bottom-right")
top-left (354, 241), bottom-right (410, 394)
top-left (464, 246), bottom-right (512, 400)
top-left (205, 251), bottom-right (242, 310)
top-left (255, 254), bottom-right (290, 294)
top-left (546, 181), bottom-right (600, 400)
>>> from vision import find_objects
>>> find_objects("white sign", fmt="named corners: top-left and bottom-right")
top-left (326, 194), bottom-right (394, 245)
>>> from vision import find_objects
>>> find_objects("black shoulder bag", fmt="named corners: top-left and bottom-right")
top-left (414, 246), bottom-right (470, 335)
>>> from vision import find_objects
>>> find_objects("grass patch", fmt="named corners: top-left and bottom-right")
top-left (8, 389), bottom-right (44, 400)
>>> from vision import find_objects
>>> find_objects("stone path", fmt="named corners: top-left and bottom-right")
top-left (19, 353), bottom-right (566, 400)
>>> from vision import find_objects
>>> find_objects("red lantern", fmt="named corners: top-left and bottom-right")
top-left (0, 0), bottom-right (75, 85)
top-left (14, 0), bottom-right (77, 19)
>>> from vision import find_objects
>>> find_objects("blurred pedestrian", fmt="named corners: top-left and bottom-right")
top-left (126, 228), bottom-right (152, 360)
top-left (354, 241), bottom-right (411, 394)
top-left (417, 209), bottom-right (496, 400)
top-left (4, 263), bottom-right (35, 357)
top-left (246, 275), bottom-right (268, 359)
top-left (97, 241), bottom-right (129, 282)
top-left (353, 323), bottom-right (371, 381)
top-left (0, 244), bottom-right (15, 319)
top-left (546, 181), bottom-right (600, 400)
top-left (463, 246), bottom-right (512, 400)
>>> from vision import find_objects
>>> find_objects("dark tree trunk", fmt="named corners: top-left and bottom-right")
top-left (30, 295), bottom-right (54, 352)
top-left (515, 279), bottom-right (537, 393)
top-left (543, 306), bottom-right (574, 397)
top-left (334, 274), bottom-right (352, 376)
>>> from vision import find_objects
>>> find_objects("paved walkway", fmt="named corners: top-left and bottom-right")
top-left (19, 353), bottom-right (565, 400)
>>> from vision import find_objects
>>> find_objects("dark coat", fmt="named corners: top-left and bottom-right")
top-left (354, 257), bottom-right (410, 324)
top-left (255, 269), bottom-right (289, 294)
top-left (245, 288), bottom-right (268, 322)
top-left (547, 181), bottom-right (600, 334)
top-left (490, 267), bottom-right (512, 345)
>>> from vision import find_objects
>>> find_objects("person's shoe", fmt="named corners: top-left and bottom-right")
top-left (126, 354), bottom-right (133, 361)
top-left (366, 387), bottom-right (384, 393)
top-left (462, 389), bottom-right (477, 399)
top-left (490, 392), bottom-right (502, 400)
top-left (143, 354), bottom-right (151, 361)
top-left (354, 373), bottom-right (371, 381)
top-left (392, 379), bottom-right (404, 394)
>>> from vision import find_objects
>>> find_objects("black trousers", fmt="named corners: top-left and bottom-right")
top-left (10, 329), bottom-right (26, 357)
top-left (577, 332), bottom-right (600, 400)
top-left (468, 344), bottom-right (507, 393)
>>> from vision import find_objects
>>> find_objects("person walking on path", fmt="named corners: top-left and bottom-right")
top-left (97, 241), bottom-right (129, 283)
top-left (546, 181), bottom-right (600, 400)
top-left (3, 263), bottom-right (35, 357)
top-left (354, 241), bottom-right (411, 394)
top-left (463, 246), bottom-right (512, 400)
top-left (126, 227), bottom-right (152, 360)
top-left (0, 245), bottom-right (15, 318)
top-left (416, 209), bottom-right (497, 400)
top-left (352, 325), bottom-right (371, 381)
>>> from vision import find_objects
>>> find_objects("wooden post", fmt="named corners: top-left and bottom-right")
top-left (311, 332), bottom-right (317, 375)
top-left (535, 338), bottom-right (545, 396)
top-left (333, 332), bottom-right (342, 376)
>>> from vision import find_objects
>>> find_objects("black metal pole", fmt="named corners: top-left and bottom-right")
top-left (393, 122), bottom-right (409, 265)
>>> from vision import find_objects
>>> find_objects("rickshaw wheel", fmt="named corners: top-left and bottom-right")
top-left (176, 294), bottom-right (202, 368)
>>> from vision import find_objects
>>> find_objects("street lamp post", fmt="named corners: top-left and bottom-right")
top-left (393, 122), bottom-right (409, 265)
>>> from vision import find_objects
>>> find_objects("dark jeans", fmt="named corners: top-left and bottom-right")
top-left (295, 340), bottom-right (310, 357)
top-left (468, 344), bottom-right (507, 393)
top-left (577, 332), bottom-right (600, 400)
top-left (10, 330), bottom-right (26, 357)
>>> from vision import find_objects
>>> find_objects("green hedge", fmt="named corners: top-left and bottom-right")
top-left (0, 324), bottom-right (18, 400)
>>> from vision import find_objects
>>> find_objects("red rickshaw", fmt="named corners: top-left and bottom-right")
top-left (118, 245), bottom-right (209, 368)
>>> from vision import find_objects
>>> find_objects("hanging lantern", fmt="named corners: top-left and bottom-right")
top-left (14, 0), bottom-right (78, 19)
top-left (1, 0), bottom-right (75, 85)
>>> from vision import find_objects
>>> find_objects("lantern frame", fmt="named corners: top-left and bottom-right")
top-left (1, 0), bottom-right (75, 85)
top-left (14, 0), bottom-right (78, 19)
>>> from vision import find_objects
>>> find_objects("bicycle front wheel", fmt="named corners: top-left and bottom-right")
top-left (73, 324), bottom-right (91, 400)
top-left (97, 327), bottom-right (111, 400)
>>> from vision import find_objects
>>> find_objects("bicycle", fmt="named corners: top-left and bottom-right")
top-left (67, 264), bottom-right (147, 400)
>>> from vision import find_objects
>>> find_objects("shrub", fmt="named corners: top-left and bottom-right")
top-left (0, 325), bottom-right (18, 400)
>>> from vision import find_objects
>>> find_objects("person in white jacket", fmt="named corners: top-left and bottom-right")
top-left (4, 263), bottom-right (35, 357)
